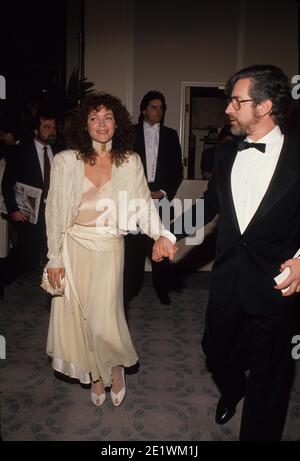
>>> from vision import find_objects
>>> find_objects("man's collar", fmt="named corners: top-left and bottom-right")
top-left (34, 138), bottom-right (47, 148)
top-left (246, 125), bottom-right (282, 145)
top-left (143, 121), bottom-right (160, 130)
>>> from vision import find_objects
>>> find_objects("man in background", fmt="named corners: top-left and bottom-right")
top-left (124, 91), bottom-right (183, 305)
top-left (200, 124), bottom-right (236, 180)
top-left (1, 112), bottom-right (58, 293)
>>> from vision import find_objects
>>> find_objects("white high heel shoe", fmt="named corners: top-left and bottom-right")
top-left (91, 381), bottom-right (106, 407)
top-left (110, 367), bottom-right (126, 406)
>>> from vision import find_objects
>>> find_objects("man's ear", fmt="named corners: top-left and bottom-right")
top-left (257, 99), bottom-right (273, 117)
top-left (33, 129), bottom-right (38, 138)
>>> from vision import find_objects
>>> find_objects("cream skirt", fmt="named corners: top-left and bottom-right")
top-left (46, 224), bottom-right (138, 386)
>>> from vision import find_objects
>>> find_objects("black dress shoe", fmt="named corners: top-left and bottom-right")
top-left (215, 397), bottom-right (236, 425)
top-left (159, 295), bottom-right (171, 305)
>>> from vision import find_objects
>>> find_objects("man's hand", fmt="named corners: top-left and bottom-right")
top-left (151, 190), bottom-right (165, 200)
top-left (10, 211), bottom-right (28, 222)
top-left (47, 267), bottom-right (65, 289)
top-left (152, 236), bottom-right (177, 262)
top-left (274, 258), bottom-right (300, 296)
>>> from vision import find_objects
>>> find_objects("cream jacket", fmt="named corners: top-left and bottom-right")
top-left (45, 150), bottom-right (175, 268)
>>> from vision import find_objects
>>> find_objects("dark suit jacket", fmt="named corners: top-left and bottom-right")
top-left (134, 123), bottom-right (183, 201)
top-left (202, 135), bottom-right (300, 315)
top-left (2, 140), bottom-right (59, 218)
top-left (201, 145), bottom-right (216, 175)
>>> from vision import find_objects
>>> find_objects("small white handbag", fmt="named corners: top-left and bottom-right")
top-left (40, 267), bottom-right (65, 296)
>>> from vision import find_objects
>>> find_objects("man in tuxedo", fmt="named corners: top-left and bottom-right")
top-left (1, 111), bottom-right (58, 284)
top-left (194, 65), bottom-right (300, 440)
top-left (124, 91), bottom-right (183, 304)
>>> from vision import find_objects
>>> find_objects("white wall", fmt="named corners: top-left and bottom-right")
top-left (73, 0), bottom-right (298, 131)
top-left (243, 0), bottom-right (298, 76)
top-left (84, 0), bottom-right (134, 112)
top-left (133, 0), bottom-right (240, 128)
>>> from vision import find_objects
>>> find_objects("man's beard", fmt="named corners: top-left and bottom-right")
top-left (230, 123), bottom-right (247, 137)
top-left (45, 135), bottom-right (57, 146)
top-left (229, 110), bottom-right (260, 137)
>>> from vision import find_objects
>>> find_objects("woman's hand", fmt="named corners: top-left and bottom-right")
top-left (152, 237), bottom-right (177, 262)
top-left (47, 267), bottom-right (65, 289)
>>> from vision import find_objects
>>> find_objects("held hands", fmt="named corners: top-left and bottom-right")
top-left (151, 191), bottom-right (165, 200)
top-left (274, 258), bottom-right (300, 296)
top-left (47, 267), bottom-right (65, 289)
top-left (152, 236), bottom-right (177, 262)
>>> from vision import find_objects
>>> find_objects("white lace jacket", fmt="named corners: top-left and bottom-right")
top-left (45, 150), bottom-right (175, 268)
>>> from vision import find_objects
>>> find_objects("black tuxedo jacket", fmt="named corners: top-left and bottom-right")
top-left (202, 135), bottom-right (300, 315)
top-left (134, 123), bottom-right (183, 201)
top-left (2, 140), bottom-right (59, 217)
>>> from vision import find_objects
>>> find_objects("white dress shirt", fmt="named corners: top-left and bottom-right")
top-left (34, 139), bottom-right (54, 180)
top-left (143, 121), bottom-right (160, 183)
top-left (231, 125), bottom-right (284, 234)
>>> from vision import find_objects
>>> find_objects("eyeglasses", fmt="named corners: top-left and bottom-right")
top-left (227, 97), bottom-right (253, 110)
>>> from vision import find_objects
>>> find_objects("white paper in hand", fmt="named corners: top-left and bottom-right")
top-left (274, 248), bottom-right (300, 293)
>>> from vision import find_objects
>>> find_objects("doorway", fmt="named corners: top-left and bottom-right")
top-left (175, 82), bottom-right (228, 270)
top-left (180, 82), bottom-right (228, 179)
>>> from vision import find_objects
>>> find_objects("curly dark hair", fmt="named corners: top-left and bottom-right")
top-left (65, 92), bottom-right (134, 165)
top-left (225, 64), bottom-right (292, 126)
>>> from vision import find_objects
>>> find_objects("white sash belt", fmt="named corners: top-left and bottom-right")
top-left (63, 224), bottom-right (124, 319)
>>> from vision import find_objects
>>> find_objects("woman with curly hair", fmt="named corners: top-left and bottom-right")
top-left (45, 92), bottom-right (176, 407)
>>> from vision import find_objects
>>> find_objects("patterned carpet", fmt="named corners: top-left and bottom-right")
top-left (0, 272), bottom-right (299, 441)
